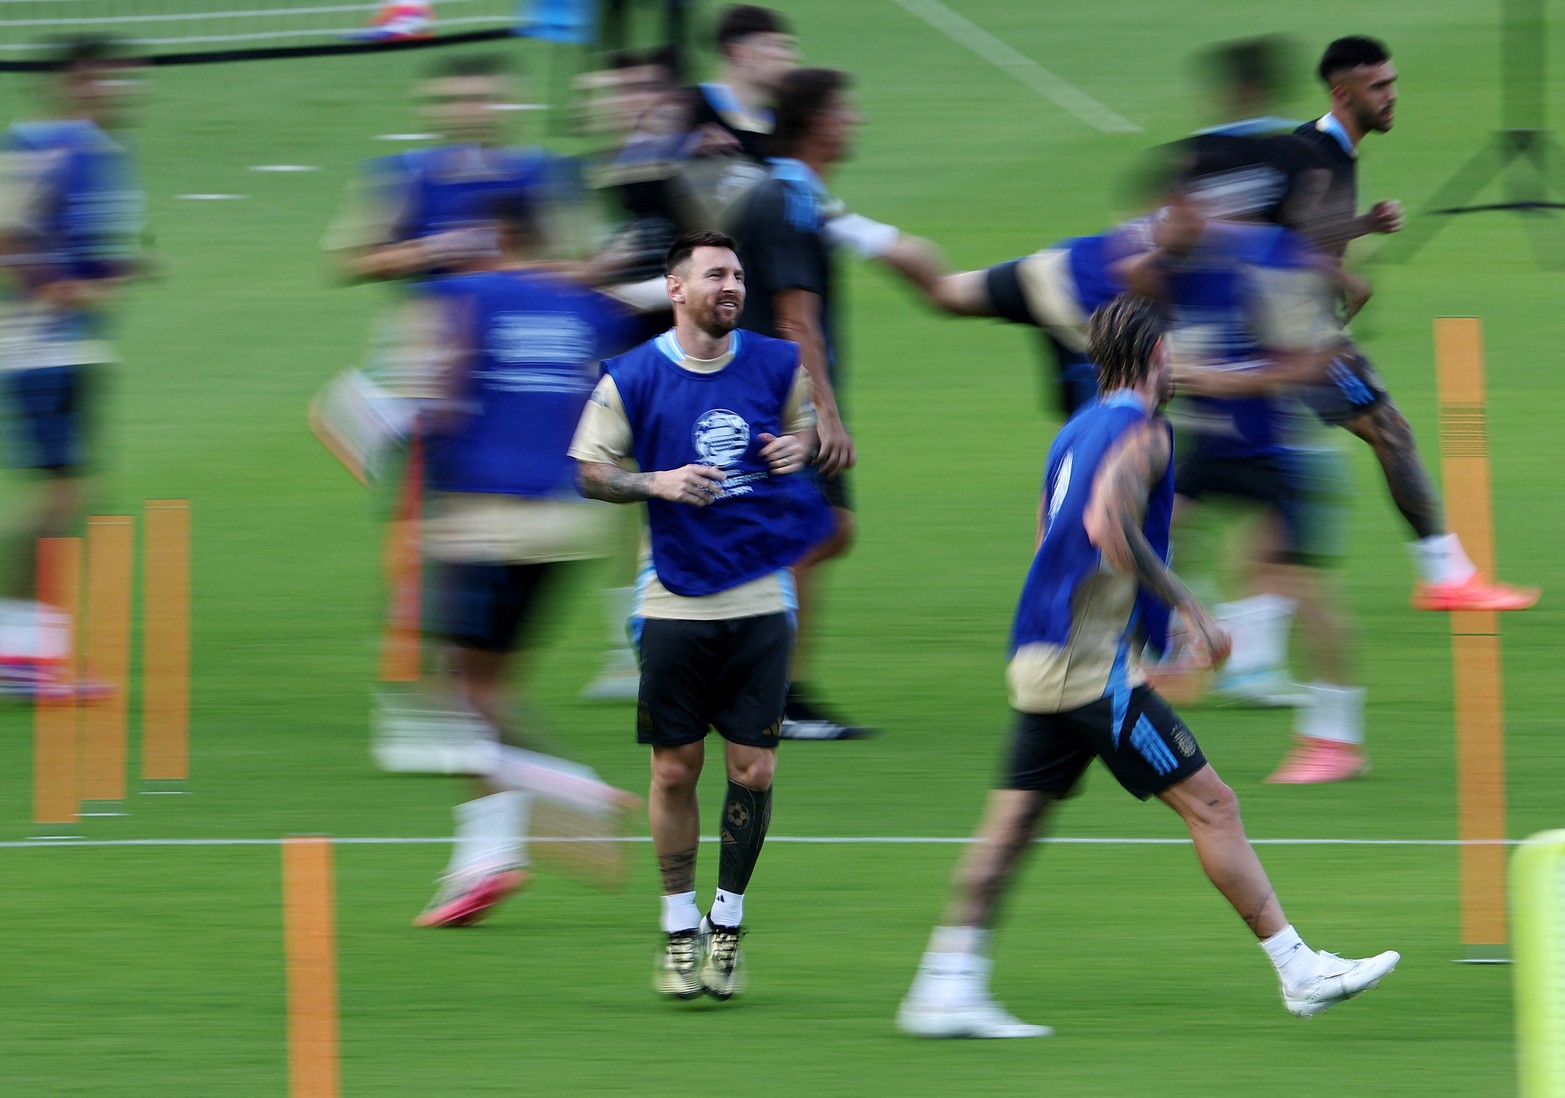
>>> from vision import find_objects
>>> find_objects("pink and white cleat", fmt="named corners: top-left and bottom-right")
top-left (413, 868), bottom-right (529, 927)
top-left (1411, 573), bottom-right (1539, 612)
top-left (1265, 738), bottom-right (1369, 785)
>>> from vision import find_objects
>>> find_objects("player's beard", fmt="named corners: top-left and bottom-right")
top-left (696, 294), bottom-right (743, 338)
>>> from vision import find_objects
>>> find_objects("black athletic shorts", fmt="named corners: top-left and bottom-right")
top-left (1175, 451), bottom-right (1308, 559)
top-left (1301, 342), bottom-right (1388, 425)
top-left (1002, 685), bottom-right (1207, 800)
top-left (425, 560), bottom-right (568, 653)
top-left (811, 466), bottom-right (851, 511)
top-left (635, 613), bottom-right (789, 748)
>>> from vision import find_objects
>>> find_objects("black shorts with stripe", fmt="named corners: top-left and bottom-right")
top-left (1002, 685), bottom-right (1207, 800)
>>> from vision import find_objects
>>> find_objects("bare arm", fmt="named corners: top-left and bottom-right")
top-left (1173, 348), bottom-right (1332, 398)
top-left (1083, 423), bottom-right (1229, 663)
top-left (773, 287), bottom-right (855, 476)
top-left (576, 460), bottom-right (726, 506)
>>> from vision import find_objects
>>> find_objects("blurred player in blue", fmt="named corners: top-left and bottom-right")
top-left (571, 230), bottom-right (831, 1001)
top-left (411, 197), bottom-right (641, 926)
top-left (898, 294), bottom-right (1399, 1038)
top-left (0, 36), bottom-right (145, 695)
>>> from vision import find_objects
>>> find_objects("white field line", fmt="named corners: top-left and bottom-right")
top-left (893, 0), bottom-right (1141, 134)
top-left (0, 835), bottom-right (1523, 850)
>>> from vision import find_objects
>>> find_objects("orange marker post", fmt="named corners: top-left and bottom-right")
top-left (33, 536), bottom-right (82, 837)
top-left (283, 836), bottom-right (341, 1098)
top-left (1434, 317), bottom-right (1509, 961)
top-left (81, 515), bottom-right (134, 813)
top-left (142, 500), bottom-right (190, 791)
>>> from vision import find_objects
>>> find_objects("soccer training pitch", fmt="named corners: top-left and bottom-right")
top-left (1, 1), bottom-right (1556, 1093)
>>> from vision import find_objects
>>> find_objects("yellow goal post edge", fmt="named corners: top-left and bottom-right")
top-left (1514, 829), bottom-right (1565, 1098)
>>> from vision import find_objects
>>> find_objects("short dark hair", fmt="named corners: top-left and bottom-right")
top-left (1207, 35), bottom-right (1295, 102)
top-left (1318, 36), bottom-right (1390, 85)
top-left (427, 53), bottom-right (509, 80)
top-left (48, 35), bottom-right (127, 72)
top-left (772, 67), bottom-right (849, 154)
top-left (716, 5), bottom-right (790, 49)
top-left (1088, 294), bottom-right (1165, 393)
top-left (666, 230), bottom-right (738, 274)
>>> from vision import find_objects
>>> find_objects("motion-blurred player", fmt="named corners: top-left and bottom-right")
top-left (898, 294), bottom-right (1399, 1037)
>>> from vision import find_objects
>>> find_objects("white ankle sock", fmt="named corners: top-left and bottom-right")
top-left (1296, 682), bottom-right (1366, 745)
top-left (660, 891), bottom-right (701, 934)
top-left (1217, 594), bottom-right (1295, 676)
top-left (912, 926), bottom-right (994, 1006)
top-left (1410, 534), bottom-right (1476, 586)
top-left (447, 790), bottom-right (529, 877)
top-left (1261, 924), bottom-right (1321, 991)
top-left (711, 889), bottom-right (744, 928)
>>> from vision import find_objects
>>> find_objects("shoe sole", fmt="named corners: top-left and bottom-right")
top-left (413, 871), bottom-right (526, 928)
top-left (897, 1003), bottom-right (1053, 1039)
top-left (1265, 760), bottom-right (1371, 785)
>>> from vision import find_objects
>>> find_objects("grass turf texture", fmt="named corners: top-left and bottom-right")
top-left (1, 1), bottom-right (1557, 1092)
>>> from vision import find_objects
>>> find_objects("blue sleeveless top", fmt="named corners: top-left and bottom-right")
top-left (423, 269), bottom-right (636, 497)
top-left (1011, 393), bottom-right (1175, 660)
top-left (606, 330), bottom-right (836, 598)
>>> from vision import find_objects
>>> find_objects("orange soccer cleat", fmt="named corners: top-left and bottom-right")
top-left (1411, 573), bottom-right (1540, 612)
top-left (1265, 738), bottom-right (1369, 785)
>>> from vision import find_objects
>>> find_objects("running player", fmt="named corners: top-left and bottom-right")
top-left (897, 294), bottom-right (1399, 1037)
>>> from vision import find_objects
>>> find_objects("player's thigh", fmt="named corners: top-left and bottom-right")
top-left (1086, 686), bottom-right (1207, 801)
top-left (1302, 342), bottom-right (1390, 427)
top-left (999, 710), bottom-right (1096, 798)
top-left (426, 560), bottom-right (565, 653)
top-left (710, 612), bottom-right (789, 748)
top-left (636, 616), bottom-right (723, 747)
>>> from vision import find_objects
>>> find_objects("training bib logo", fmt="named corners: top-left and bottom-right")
top-left (693, 409), bottom-right (750, 467)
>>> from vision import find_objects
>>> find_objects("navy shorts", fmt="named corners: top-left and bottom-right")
top-left (4, 364), bottom-right (96, 471)
top-left (1002, 685), bottom-right (1207, 800)
top-left (1301, 343), bottom-right (1388, 425)
top-left (425, 560), bottom-right (569, 653)
top-left (634, 613), bottom-right (789, 748)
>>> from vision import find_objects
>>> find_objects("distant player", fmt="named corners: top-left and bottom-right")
top-left (728, 66), bottom-right (873, 739)
top-left (1291, 36), bottom-right (1535, 612)
top-left (411, 198), bottom-right (640, 926)
top-left (0, 36), bottom-right (146, 695)
top-left (571, 230), bottom-right (832, 1000)
top-left (897, 294), bottom-right (1399, 1038)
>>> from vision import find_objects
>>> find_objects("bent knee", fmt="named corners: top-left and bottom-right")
top-left (728, 750), bottom-right (776, 790)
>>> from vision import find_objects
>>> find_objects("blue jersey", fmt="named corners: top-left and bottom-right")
top-left (423, 269), bottom-right (637, 497)
top-left (369, 144), bottom-right (558, 243)
top-left (1164, 222), bottom-right (1317, 459)
top-left (1011, 393), bottom-right (1175, 662)
top-left (1, 120), bottom-right (143, 352)
top-left (605, 330), bottom-right (835, 598)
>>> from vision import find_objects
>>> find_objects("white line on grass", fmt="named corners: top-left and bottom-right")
top-left (249, 164), bottom-right (321, 172)
top-left (176, 194), bottom-right (249, 200)
top-left (893, 0), bottom-right (1141, 134)
top-left (0, 835), bottom-right (1523, 850)
top-left (375, 133), bottom-right (437, 142)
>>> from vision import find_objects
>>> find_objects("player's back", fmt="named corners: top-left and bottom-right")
top-left (2, 118), bottom-right (142, 278)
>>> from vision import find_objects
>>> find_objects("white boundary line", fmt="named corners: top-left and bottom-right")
top-left (893, 0), bottom-right (1141, 134)
top-left (0, 835), bottom-right (1523, 850)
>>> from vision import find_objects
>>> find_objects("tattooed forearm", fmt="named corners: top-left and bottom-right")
top-left (657, 847), bottom-right (698, 895)
top-left (577, 461), bottom-right (654, 504)
top-left (1100, 424), bottom-right (1194, 612)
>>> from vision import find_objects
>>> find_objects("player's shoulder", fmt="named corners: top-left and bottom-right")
top-left (5, 118), bottom-right (108, 153)
top-left (734, 329), bottom-right (799, 363)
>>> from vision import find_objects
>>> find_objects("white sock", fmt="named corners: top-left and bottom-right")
top-left (1217, 594), bottom-right (1295, 676)
top-left (1261, 924), bottom-right (1321, 992)
top-left (661, 891), bottom-right (701, 934)
top-left (447, 790), bottom-right (529, 878)
top-left (1410, 533), bottom-right (1476, 586)
top-left (910, 926), bottom-right (994, 1007)
top-left (1296, 682), bottom-right (1366, 745)
top-left (711, 889), bottom-right (744, 927)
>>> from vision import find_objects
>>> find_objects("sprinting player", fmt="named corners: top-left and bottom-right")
top-left (897, 294), bottom-right (1400, 1038)
top-left (0, 36), bottom-right (146, 695)
top-left (728, 66), bottom-right (874, 739)
top-left (571, 230), bottom-right (832, 1000)
top-left (411, 198), bottom-right (640, 926)
top-left (1290, 36), bottom-right (1536, 612)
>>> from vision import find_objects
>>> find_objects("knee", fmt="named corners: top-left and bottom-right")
top-left (728, 750), bottom-right (775, 791)
top-left (651, 749), bottom-right (702, 794)
top-left (1193, 778), bottom-right (1243, 830)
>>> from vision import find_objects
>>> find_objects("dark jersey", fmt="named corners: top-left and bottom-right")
top-left (1291, 119), bottom-right (1358, 255)
top-left (688, 82), bottom-right (773, 164)
top-left (730, 163), bottom-right (839, 383)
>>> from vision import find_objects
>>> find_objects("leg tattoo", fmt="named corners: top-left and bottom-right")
top-left (1356, 403), bottom-right (1446, 540)
top-left (657, 847), bottom-right (698, 895)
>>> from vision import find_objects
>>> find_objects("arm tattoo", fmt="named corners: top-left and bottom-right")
top-left (578, 462), bottom-right (654, 504)
top-left (657, 847), bottom-right (698, 895)
top-left (1109, 426), bottom-right (1193, 610)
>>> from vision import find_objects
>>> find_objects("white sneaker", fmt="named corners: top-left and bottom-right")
top-left (1211, 668), bottom-right (1307, 708)
top-left (897, 996), bottom-right (1052, 1038)
top-left (580, 650), bottom-right (639, 701)
top-left (1283, 950), bottom-right (1400, 1017)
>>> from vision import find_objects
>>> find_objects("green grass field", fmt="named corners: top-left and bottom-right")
top-left (2, 2), bottom-right (1559, 1093)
